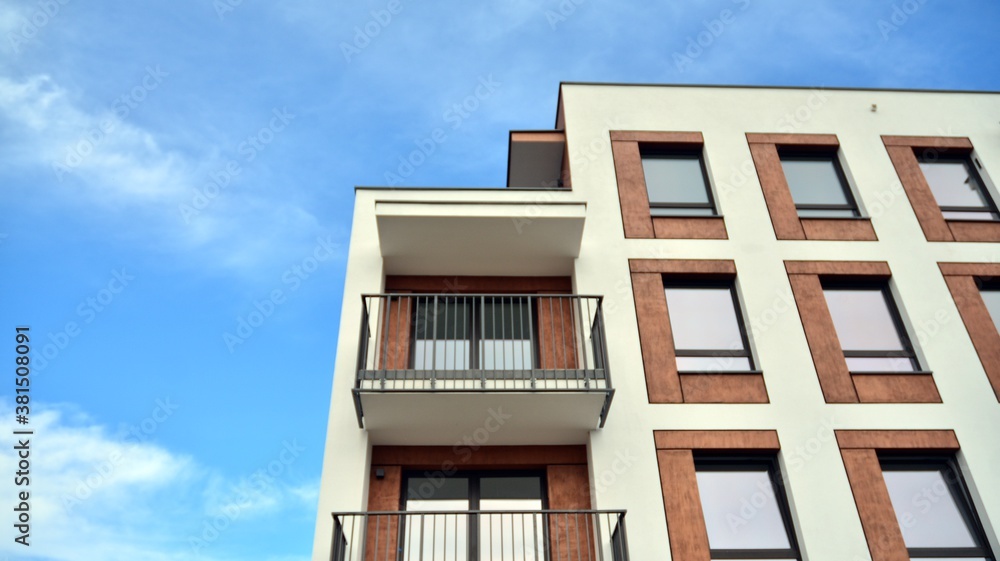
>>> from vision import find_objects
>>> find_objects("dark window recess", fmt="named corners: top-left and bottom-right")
top-left (880, 456), bottom-right (996, 560)
top-left (917, 154), bottom-right (1000, 221)
top-left (779, 151), bottom-right (860, 218)
top-left (640, 149), bottom-right (717, 217)
top-left (664, 282), bottom-right (754, 372)
top-left (822, 284), bottom-right (919, 372)
top-left (694, 456), bottom-right (801, 560)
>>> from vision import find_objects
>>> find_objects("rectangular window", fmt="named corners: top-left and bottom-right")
top-left (403, 471), bottom-right (546, 561)
top-left (822, 284), bottom-right (918, 372)
top-left (779, 151), bottom-right (860, 218)
top-left (695, 457), bottom-right (800, 560)
top-left (918, 155), bottom-right (999, 221)
top-left (641, 149), bottom-right (716, 217)
top-left (412, 296), bottom-right (535, 371)
top-left (880, 457), bottom-right (995, 560)
top-left (664, 282), bottom-right (754, 372)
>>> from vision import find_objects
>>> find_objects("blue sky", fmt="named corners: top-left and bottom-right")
top-left (1, 1), bottom-right (999, 559)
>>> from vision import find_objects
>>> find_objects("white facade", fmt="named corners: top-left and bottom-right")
top-left (312, 84), bottom-right (1000, 561)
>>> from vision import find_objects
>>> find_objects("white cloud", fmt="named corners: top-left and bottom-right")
top-left (0, 401), bottom-right (316, 561)
top-left (0, 73), bottom-right (341, 277)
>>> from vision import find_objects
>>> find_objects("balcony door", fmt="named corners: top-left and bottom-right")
top-left (401, 471), bottom-right (546, 561)
top-left (411, 296), bottom-right (535, 372)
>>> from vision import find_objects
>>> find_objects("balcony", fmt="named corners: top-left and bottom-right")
top-left (352, 294), bottom-right (614, 444)
top-left (331, 510), bottom-right (629, 561)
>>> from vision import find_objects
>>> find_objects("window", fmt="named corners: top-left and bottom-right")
top-left (882, 136), bottom-right (1000, 242)
top-left (641, 149), bottom-right (716, 216)
top-left (779, 151), bottom-right (859, 218)
top-left (785, 261), bottom-right (940, 403)
top-left (836, 430), bottom-right (992, 561)
top-left (980, 286), bottom-right (1000, 333)
top-left (939, 263), bottom-right (1000, 401)
top-left (822, 284), bottom-right (918, 372)
top-left (695, 457), bottom-right (801, 561)
top-left (631, 259), bottom-right (768, 403)
top-left (412, 296), bottom-right (535, 371)
top-left (747, 134), bottom-right (876, 241)
top-left (880, 457), bottom-right (995, 561)
top-left (917, 155), bottom-right (998, 221)
top-left (403, 471), bottom-right (546, 561)
top-left (611, 131), bottom-right (728, 240)
top-left (664, 282), bottom-right (754, 372)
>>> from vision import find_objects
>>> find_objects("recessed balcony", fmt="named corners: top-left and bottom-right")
top-left (352, 294), bottom-right (614, 444)
top-left (330, 509), bottom-right (629, 561)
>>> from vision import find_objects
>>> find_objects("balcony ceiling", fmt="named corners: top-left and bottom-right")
top-left (376, 201), bottom-right (586, 276)
top-left (507, 131), bottom-right (565, 188)
top-left (359, 391), bottom-right (609, 446)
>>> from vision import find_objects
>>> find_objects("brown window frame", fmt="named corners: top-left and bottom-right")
top-left (939, 262), bottom-right (1000, 401)
top-left (654, 430), bottom-right (795, 561)
top-left (785, 261), bottom-right (940, 404)
top-left (747, 133), bottom-right (877, 241)
top-left (835, 430), bottom-right (995, 561)
top-left (611, 131), bottom-right (728, 239)
top-left (882, 135), bottom-right (1000, 242)
top-left (630, 259), bottom-right (767, 403)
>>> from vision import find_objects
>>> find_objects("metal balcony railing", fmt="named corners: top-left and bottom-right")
top-left (353, 294), bottom-right (613, 427)
top-left (331, 510), bottom-right (628, 561)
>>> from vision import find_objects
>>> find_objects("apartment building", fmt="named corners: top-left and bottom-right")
top-left (311, 83), bottom-right (1000, 561)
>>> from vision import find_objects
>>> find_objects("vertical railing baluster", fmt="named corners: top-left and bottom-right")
top-left (528, 295), bottom-right (536, 388)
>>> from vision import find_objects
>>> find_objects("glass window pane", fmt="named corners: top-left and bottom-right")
top-left (882, 469), bottom-right (978, 549)
top-left (415, 299), bottom-right (470, 340)
top-left (677, 356), bottom-right (752, 372)
top-left (642, 155), bottom-right (711, 206)
top-left (942, 210), bottom-right (996, 220)
top-left (797, 208), bottom-right (858, 218)
top-left (781, 157), bottom-right (852, 207)
top-left (845, 357), bottom-right (916, 372)
top-left (696, 470), bottom-right (792, 550)
top-left (823, 289), bottom-right (907, 351)
top-left (414, 340), bottom-right (470, 370)
top-left (480, 477), bottom-right (543, 501)
top-left (919, 160), bottom-right (991, 209)
top-left (407, 477), bottom-right (469, 503)
top-left (980, 289), bottom-right (1000, 334)
top-left (665, 287), bottom-right (745, 351)
top-left (650, 206), bottom-right (715, 216)
top-left (482, 298), bottom-right (531, 340)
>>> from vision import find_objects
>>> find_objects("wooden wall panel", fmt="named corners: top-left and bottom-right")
top-left (839, 449), bottom-right (910, 561)
top-left (611, 140), bottom-right (654, 238)
top-left (657, 450), bottom-right (712, 561)
top-left (630, 272), bottom-right (682, 402)
top-left (654, 430), bottom-right (780, 451)
top-left (853, 374), bottom-right (941, 403)
top-left (942, 273), bottom-right (1000, 400)
top-left (882, 141), bottom-right (953, 241)
top-left (748, 141), bottom-right (805, 240)
top-left (537, 296), bottom-right (580, 369)
top-left (787, 274), bottom-right (858, 402)
top-left (679, 374), bottom-right (768, 403)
